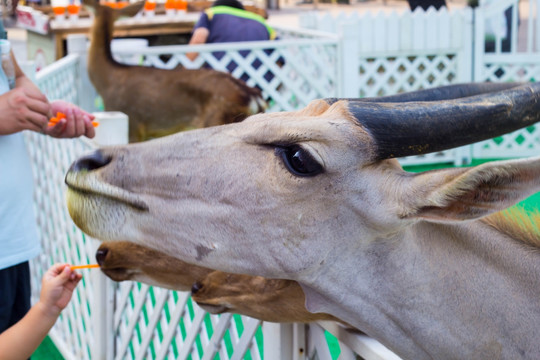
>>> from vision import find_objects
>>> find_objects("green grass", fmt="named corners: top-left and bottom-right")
top-left (34, 336), bottom-right (63, 359)
top-left (33, 158), bottom-right (540, 360)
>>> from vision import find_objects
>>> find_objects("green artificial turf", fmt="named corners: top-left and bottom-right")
top-left (33, 336), bottom-right (63, 360)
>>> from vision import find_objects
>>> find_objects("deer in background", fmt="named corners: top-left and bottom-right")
top-left (95, 241), bottom-right (344, 324)
top-left (83, 0), bottom-right (266, 142)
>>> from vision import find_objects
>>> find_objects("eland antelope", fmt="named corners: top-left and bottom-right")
top-left (65, 82), bottom-right (540, 359)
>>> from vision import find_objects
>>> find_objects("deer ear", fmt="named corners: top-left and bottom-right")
top-left (117, 1), bottom-right (145, 17)
top-left (402, 157), bottom-right (540, 221)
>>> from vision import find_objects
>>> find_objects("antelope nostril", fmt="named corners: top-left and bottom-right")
top-left (95, 248), bottom-right (109, 265)
top-left (191, 282), bottom-right (203, 294)
top-left (69, 150), bottom-right (111, 172)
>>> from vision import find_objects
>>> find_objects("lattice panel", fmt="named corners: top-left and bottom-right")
top-left (113, 282), bottom-right (262, 360)
top-left (307, 325), bottom-right (334, 360)
top-left (472, 125), bottom-right (540, 159)
top-left (24, 131), bottom-right (98, 360)
top-left (114, 41), bottom-right (339, 112)
top-left (359, 54), bottom-right (458, 98)
top-left (35, 55), bottom-right (80, 105)
top-left (398, 150), bottom-right (459, 167)
top-left (480, 63), bottom-right (540, 83)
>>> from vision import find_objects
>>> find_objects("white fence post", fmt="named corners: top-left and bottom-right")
top-left (92, 111), bottom-right (129, 146)
top-left (67, 34), bottom-right (99, 113)
top-left (338, 22), bottom-right (360, 98)
top-left (262, 322), bottom-right (307, 360)
top-left (262, 323), bottom-right (292, 359)
top-left (457, 7), bottom-right (474, 82)
top-left (89, 111), bottom-right (129, 360)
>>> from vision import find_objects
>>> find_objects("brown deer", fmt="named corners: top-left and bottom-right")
top-left (83, 0), bottom-right (266, 142)
top-left (95, 241), bottom-right (343, 324)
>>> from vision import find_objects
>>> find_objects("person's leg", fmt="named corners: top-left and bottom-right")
top-left (8, 261), bottom-right (31, 328)
top-left (0, 262), bottom-right (31, 331)
top-left (0, 263), bottom-right (18, 333)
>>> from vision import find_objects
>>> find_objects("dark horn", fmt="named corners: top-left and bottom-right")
top-left (326, 82), bottom-right (540, 160)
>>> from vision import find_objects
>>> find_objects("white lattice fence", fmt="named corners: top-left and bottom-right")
top-left (27, 56), bottom-right (118, 358)
top-left (25, 130), bottom-right (98, 359)
top-left (473, 0), bottom-right (540, 159)
top-left (112, 282), bottom-right (263, 360)
top-left (299, 7), bottom-right (473, 98)
top-left (110, 27), bottom-right (340, 112)
top-left (34, 53), bottom-right (81, 105)
top-left (357, 53), bottom-right (460, 98)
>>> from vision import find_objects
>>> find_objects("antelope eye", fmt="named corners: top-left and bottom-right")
top-left (276, 145), bottom-right (323, 177)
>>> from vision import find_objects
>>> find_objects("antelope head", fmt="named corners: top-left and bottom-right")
top-left (65, 82), bottom-right (540, 277)
top-left (65, 83), bottom-right (540, 358)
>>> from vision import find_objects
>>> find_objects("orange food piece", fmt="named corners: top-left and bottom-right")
top-left (116, 1), bottom-right (128, 8)
top-left (70, 264), bottom-right (100, 270)
top-left (144, 1), bottom-right (156, 10)
top-left (48, 112), bottom-right (99, 128)
top-left (165, 0), bottom-right (175, 10)
top-left (48, 112), bottom-right (66, 127)
top-left (67, 4), bottom-right (80, 14)
top-left (175, 0), bottom-right (187, 10)
top-left (52, 6), bottom-right (65, 15)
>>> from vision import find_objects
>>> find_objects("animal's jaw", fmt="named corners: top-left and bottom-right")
top-left (65, 179), bottom-right (148, 243)
top-left (65, 171), bottom-right (149, 211)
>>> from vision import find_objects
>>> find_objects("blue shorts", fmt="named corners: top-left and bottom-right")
top-left (0, 261), bottom-right (31, 333)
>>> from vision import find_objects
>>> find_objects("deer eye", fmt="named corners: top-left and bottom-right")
top-left (276, 145), bottom-right (323, 177)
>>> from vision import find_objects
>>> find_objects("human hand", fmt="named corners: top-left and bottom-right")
top-left (0, 86), bottom-right (50, 135)
top-left (43, 100), bottom-right (96, 139)
top-left (38, 263), bottom-right (82, 318)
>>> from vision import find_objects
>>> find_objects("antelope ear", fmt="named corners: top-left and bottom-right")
top-left (402, 157), bottom-right (540, 221)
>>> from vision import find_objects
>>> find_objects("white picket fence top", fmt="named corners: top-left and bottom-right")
top-left (23, 0), bottom-right (540, 359)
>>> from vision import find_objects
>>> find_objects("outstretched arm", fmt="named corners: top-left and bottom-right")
top-left (0, 50), bottom-right (95, 138)
top-left (0, 264), bottom-right (82, 360)
top-left (186, 27), bottom-right (210, 61)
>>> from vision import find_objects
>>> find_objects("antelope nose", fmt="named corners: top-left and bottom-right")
top-left (95, 247), bottom-right (109, 265)
top-left (191, 282), bottom-right (203, 294)
top-left (69, 150), bottom-right (111, 172)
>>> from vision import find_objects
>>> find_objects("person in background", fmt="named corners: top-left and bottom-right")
top-left (407, 0), bottom-right (446, 11)
top-left (186, 0), bottom-right (276, 62)
top-left (0, 17), bottom-right (95, 342)
top-left (0, 264), bottom-right (82, 360)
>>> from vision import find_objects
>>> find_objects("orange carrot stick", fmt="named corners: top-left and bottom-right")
top-left (70, 264), bottom-right (100, 270)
